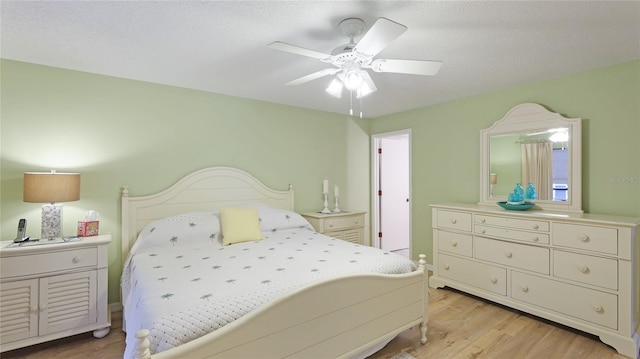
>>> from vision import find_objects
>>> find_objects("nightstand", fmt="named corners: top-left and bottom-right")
top-left (302, 211), bottom-right (366, 244)
top-left (0, 234), bottom-right (111, 352)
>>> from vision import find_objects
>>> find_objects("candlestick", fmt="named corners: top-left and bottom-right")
top-left (333, 194), bottom-right (341, 213)
top-left (321, 193), bottom-right (331, 213)
top-left (323, 177), bottom-right (329, 194)
top-left (334, 184), bottom-right (339, 197)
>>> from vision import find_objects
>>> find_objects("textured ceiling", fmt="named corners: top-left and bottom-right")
top-left (2, 1), bottom-right (639, 118)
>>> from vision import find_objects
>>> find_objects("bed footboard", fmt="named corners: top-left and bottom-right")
top-left (133, 255), bottom-right (429, 359)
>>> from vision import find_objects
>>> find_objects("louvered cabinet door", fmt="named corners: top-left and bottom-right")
top-left (38, 271), bottom-right (97, 336)
top-left (0, 279), bottom-right (39, 344)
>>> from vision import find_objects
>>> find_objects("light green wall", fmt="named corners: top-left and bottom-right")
top-left (2, 59), bottom-right (638, 304)
top-left (0, 60), bottom-right (370, 304)
top-left (370, 60), bottom-right (640, 262)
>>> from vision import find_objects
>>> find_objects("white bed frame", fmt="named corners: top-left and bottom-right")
top-left (121, 167), bottom-right (428, 359)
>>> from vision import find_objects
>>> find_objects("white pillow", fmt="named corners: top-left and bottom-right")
top-left (258, 207), bottom-right (313, 232)
top-left (135, 212), bottom-right (221, 252)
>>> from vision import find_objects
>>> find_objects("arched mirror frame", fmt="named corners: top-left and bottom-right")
top-left (479, 103), bottom-right (582, 213)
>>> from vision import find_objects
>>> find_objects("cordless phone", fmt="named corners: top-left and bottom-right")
top-left (14, 218), bottom-right (29, 243)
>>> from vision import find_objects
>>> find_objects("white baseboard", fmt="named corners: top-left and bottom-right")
top-left (109, 302), bottom-right (122, 312)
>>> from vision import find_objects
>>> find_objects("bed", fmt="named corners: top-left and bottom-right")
top-left (121, 167), bottom-right (428, 359)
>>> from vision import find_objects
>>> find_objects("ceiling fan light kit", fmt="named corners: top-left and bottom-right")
top-left (268, 17), bottom-right (442, 116)
top-left (325, 78), bottom-right (343, 98)
top-left (342, 69), bottom-right (363, 90)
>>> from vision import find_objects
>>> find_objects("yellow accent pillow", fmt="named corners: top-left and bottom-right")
top-left (220, 207), bottom-right (264, 246)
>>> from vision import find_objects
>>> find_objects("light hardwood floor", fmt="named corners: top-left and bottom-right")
top-left (1, 285), bottom-right (629, 359)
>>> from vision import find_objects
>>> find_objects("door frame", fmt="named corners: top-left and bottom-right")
top-left (371, 129), bottom-right (412, 255)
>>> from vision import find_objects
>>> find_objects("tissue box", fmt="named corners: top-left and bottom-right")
top-left (77, 220), bottom-right (99, 237)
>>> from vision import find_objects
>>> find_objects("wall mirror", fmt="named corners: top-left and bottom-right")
top-left (479, 103), bottom-right (582, 213)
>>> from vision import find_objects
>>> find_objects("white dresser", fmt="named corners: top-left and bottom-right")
top-left (430, 204), bottom-right (640, 358)
top-left (301, 211), bottom-right (366, 244)
top-left (0, 234), bottom-right (111, 352)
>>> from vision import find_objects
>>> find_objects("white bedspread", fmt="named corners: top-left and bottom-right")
top-left (121, 210), bottom-right (415, 358)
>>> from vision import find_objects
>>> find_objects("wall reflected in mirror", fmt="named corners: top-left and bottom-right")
top-left (489, 127), bottom-right (569, 202)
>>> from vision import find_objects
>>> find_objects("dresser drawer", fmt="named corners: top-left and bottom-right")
top-left (553, 250), bottom-right (618, 290)
top-left (439, 253), bottom-right (506, 295)
top-left (437, 231), bottom-right (472, 257)
top-left (475, 237), bottom-right (549, 274)
top-left (512, 271), bottom-right (618, 329)
top-left (552, 223), bottom-right (617, 255)
top-left (436, 210), bottom-right (472, 232)
top-left (324, 214), bottom-right (364, 232)
top-left (475, 215), bottom-right (549, 232)
top-left (0, 248), bottom-right (98, 278)
top-left (475, 225), bottom-right (550, 244)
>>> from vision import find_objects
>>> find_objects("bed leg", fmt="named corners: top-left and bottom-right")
top-left (134, 329), bottom-right (152, 359)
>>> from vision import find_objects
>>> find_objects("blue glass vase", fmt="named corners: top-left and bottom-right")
top-left (525, 183), bottom-right (537, 200)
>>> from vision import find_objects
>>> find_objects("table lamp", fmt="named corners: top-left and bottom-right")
top-left (23, 170), bottom-right (80, 239)
top-left (490, 173), bottom-right (498, 197)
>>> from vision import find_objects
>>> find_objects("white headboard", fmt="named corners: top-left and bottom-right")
top-left (121, 167), bottom-right (294, 264)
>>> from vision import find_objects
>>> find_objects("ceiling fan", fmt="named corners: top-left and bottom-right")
top-left (268, 17), bottom-right (442, 99)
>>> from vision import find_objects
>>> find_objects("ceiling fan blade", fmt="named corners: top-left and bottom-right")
top-left (268, 41), bottom-right (331, 60)
top-left (285, 68), bottom-right (340, 86)
top-left (353, 17), bottom-right (407, 57)
top-left (370, 59), bottom-right (443, 76)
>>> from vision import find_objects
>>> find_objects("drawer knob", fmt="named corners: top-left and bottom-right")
top-left (450, 219), bottom-right (457, 224)
top-left (480, 229), bottom-right (486, 234)
top-left (490, 276), bottom-right (498, 284)
top-left (532, 224), bottom-right (539, 229)
top-left (591, 304), bottom-right (603, 313)
top-left (504, 251), bottom-right (513, 258)
top-left (520, 285), bottom-right (529, 292)
top-left (578, 234), bottom-right (589, 242)
top-left (328, 223), bottom-right (334, 228)
top-left (532, 237), bottom-right (539, 242)
top-left (72, 256), bottom-right (81, 264)
top-left (40, 304), bottom-right (48, 311)
top-left (450, 241), bottom-right (458, 247)
top-left (444, 264), bottom-right (450, 270)
top-left (481, 219), bottom-right (486, 223)
top-left (31, 305), bottom-right (38, 312)
top-left (354, 220), bottom-right (359, 224)
top-left (579, 265), bottom-right (590, 274)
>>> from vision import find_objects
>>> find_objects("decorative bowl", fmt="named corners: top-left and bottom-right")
top-left (497, 201), bottom-right (535, 211)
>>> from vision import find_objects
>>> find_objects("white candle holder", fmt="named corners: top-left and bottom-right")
top-left (321, 192), bottom-right (331, 213)
top-left (333, 195), bottom-right (341, 213)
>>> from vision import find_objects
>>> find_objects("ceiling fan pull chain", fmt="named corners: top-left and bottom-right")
top-left (350, 90), bottom-right (354, 116)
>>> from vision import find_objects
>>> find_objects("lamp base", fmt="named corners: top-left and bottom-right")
top-left (42, 203), bottom-right (63, 239)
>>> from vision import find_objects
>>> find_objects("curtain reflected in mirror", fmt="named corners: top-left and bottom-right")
top-left (520, 141), bottom-right (552, 200)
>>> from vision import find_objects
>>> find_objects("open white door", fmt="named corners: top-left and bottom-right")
top-left (372, 130), bottom-right (411, 254)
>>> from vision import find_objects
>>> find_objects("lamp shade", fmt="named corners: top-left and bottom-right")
top-left (24, 172), bottom-right (80, 203)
